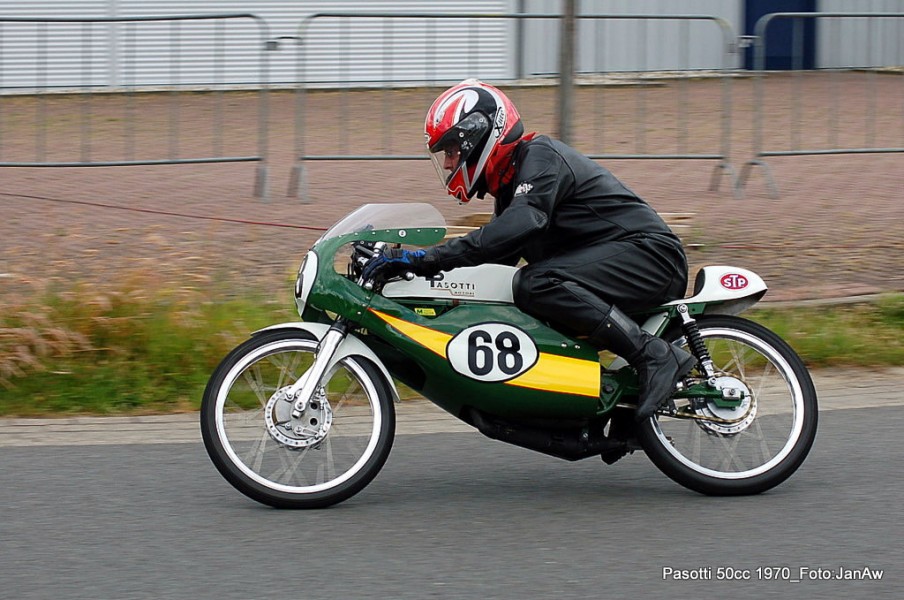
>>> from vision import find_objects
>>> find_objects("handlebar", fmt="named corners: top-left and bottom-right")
top-left (352, 241), bottom-right (415, 290)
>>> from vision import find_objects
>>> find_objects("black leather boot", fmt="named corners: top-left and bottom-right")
top-left (591, 304), bottom-right (697, 422)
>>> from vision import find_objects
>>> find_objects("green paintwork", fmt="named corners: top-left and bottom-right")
top-left (298, 206), bottom-right (733, 423)
top-left (673, 382), bottom-right (745, 408)
top-left (302, 228), bottom-right (609, 420)
top-left (363, 297), bottom-right (604, 420)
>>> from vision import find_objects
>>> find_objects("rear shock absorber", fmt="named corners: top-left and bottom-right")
top-left (677, 304), bottom-right (716, 383)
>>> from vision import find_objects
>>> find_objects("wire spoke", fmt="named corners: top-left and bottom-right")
top-left (272, 350), bottom-right (305, 391)
top-left (317, 437), bottom-right (337, 485)
top-left (242, 365), bottom-right (271, 409)
top-left (751, 418), bottom-right (774, 464)
top-left (243, 429), bottom-right (271, 473)
top-left (715, 432), bottom-right (749, 472)
top-left (654, 324), bottom-right (808, 479)
top-left (211, 337), bottom-right (387, 503)
top-left (268, 447), bottom-right (312, 486)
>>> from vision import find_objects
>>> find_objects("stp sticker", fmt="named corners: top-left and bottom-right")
top-left (720, 273), bottom-right (749, 290)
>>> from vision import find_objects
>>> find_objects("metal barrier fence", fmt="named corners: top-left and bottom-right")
top-left (287, 12), bottom-right (740, 202)
top-left (0, 14), bottom-right (271, 198)
top-left (9, 11), bottom-right (897, 203)
top-left (738, 12), bottom-right (904, 197)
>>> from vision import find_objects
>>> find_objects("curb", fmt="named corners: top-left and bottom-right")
top-left (1, 369), bottom-right (902, 447)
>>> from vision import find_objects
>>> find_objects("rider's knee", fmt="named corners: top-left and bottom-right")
top-left (512, 265), bottom-right (558, 314)
top-left (512, 267), bottom-right (537, 312)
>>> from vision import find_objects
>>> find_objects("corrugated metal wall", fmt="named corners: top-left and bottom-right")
top-left (3, 1), bottom-right (901, 91)
top-left (517, 0), bottom-right (744, 75)
top-left (0, 1), bottom-right (112, 90)
top-left (817, 0), bottom-right (904, 68)
top-left (0, 1), bottom-right (510, 90)
top-left (294, 4), bottom-right (510, 87)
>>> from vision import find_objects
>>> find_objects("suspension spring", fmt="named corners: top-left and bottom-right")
top-left (677, 304), bottom-right (716, 380)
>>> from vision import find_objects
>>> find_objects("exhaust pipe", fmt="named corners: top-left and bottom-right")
top-left (468, 409), bottom-right (628, 462)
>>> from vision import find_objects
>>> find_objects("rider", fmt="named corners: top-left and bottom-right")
top-left (366, 79), bottom-right (696, 421)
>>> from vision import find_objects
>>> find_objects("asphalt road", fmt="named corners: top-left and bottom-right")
top-left (1, 404), bottom-right (901, 600)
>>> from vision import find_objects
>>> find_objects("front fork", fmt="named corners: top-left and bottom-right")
top-left (285, 241), bottom-right (391, 416)
top-left (286, 319), bottom-right (349, 418)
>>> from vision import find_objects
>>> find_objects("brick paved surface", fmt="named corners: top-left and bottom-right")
top-left (1, 74), bottom-right (903, 302)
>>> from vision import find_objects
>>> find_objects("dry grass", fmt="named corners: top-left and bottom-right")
top-left (0, 264), bottom-right (293, 415)
top-left (0, 279), bottom-right (91, 388)
top-left (1, 258), bottom-right (902, 416)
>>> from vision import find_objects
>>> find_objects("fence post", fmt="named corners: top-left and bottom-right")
top-left (558, 0), bottom-right (576, 145)
top-left (738, 11), bottom-right (904, 198)
top-left (0, 15), bottom-right (270, 200)
top-left (289, 12), bottom-right (738, 201)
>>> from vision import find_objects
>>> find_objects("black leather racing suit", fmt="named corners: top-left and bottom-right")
top-left (421, 135), bottom-right (689, 337)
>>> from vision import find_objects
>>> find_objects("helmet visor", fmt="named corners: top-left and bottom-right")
top-left (426, 112), bottom-right (490, 200)
top-left (429, 142), bottom-right (462, 187)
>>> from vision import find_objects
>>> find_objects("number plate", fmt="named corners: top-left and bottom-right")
top-left (446, 323), bottom-right (539, 382)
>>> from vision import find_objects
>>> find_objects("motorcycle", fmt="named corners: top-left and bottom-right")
top-left (200, 203), bottom-right (818, 508)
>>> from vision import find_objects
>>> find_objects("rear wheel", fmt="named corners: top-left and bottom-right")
top-left (200, 330), bottom-right (395, 508)
top-left (637, 316), bottom-right (817, 495)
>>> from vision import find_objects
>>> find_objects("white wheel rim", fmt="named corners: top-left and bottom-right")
top-left (652, 327), bottom-right (806, 480)
top-left (214, 339), bottom-right (383, 494)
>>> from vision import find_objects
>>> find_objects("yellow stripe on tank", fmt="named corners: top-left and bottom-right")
top-left (505, 352), bottom-right (600, 397)
top-left (370, 309), bottom-right (451, 357)
top-left (369, 309), bottom-right (599, 397)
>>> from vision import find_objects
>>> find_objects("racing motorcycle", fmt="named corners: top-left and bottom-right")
top-left (200, 203), bottom-right (818, 508)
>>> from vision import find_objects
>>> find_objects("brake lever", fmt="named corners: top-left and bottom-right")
top-left (358, 242), bottom-right (389, 290)
top-left (350, 239), bottom-right (381, 279)
top-left (364, 270), bottom-right (415, 290)
top-left (352, 240), bottom-right (377, 257)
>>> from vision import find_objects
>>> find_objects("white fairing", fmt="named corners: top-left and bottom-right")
top-left (382, 264), bottom-right (766, 314)
top-left (664, 266), bottom-right (768, 313)
top-left (294, 251), bottom-right (318, 315)
top-left (382, 264), bottom-right (518, 303)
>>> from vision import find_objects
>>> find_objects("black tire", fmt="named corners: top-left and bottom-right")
top-left (200, 330), bottom-right (395, 508)
top-left (637, 315), bottom-right (817, 496)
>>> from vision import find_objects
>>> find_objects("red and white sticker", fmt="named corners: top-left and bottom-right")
top-left (720, 273), bottom-right (749, 290)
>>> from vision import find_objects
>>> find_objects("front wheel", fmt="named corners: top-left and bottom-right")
top-left (637, 315), bottom-right (817, 495)
top-left (200, 330), bottom-right (395, 508)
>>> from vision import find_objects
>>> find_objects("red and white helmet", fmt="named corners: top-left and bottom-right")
top-left (425, 79), bottom-right (524, 203)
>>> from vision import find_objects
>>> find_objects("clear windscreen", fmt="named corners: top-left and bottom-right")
top-left (318, 203), bottom-right (446, 242)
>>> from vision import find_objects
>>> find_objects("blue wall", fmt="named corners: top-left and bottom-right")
top-left (744, 0), bottom-right (817, 69)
